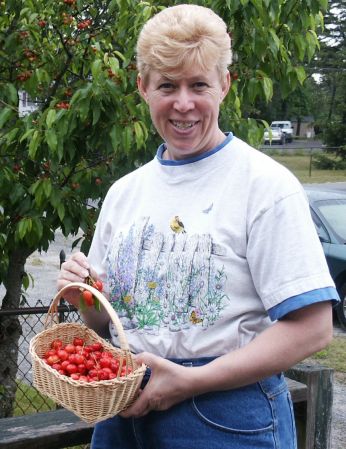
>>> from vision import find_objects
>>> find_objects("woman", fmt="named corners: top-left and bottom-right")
top-left (58, 5), bottom-right (338, 448)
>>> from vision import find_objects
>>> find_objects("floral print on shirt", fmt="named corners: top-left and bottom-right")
top-left (107, 217), bottom-right (229, 333)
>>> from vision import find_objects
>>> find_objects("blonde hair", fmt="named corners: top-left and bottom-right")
top-left (136, 4), bottom-right (232, 84)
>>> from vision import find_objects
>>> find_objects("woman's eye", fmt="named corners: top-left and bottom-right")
top-left (159, 83), bottom-right (175, 91)
top-left (194, 82), bottom-right (208, 90)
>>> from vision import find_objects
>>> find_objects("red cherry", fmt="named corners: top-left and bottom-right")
top-left (44, 349), bottom-right (56, 358)
top-left (65, 344), bottom-right (76, 354)
top-left (66, 363), bottom-right (78, 374)
top-left (82, 290), bottom-right (94, 306)
top-left (47, 355), bottom-right (60, 366)
top-left (57, 349), bottom-right (68, 361)
top-left (61, 361), bottom-right (70, 370)
top-left (85, 359), bottom-right (96, 370)
top-left (73, 337), bottom-right (84, 347)
top-left (99, 358), bottom-right (111, 369)
top-left (91, 342), bottom-right (103, 352)
top-left (52, 363), bottom-right (62, 371)
top-left (78, 364), bottom-right (87, 374)
top-left (74, 354), bottom-right (85, 365)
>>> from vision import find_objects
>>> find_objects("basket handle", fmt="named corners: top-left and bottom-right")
top-left (48, 282), bottom-right (130, 351)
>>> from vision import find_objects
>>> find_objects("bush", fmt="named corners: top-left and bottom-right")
top-left (323, 122), bottom-right (346, 147)
top-left (312, 153), bottom-right (346, 170)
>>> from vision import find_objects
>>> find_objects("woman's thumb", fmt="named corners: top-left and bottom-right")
top-left (135, 351), bottom-right (158, 368)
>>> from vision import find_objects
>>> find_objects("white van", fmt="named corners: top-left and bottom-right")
top-left (270, 121), bottom-right (294, 142)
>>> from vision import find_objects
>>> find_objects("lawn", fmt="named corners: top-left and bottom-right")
top-left (268, 152), bottom-right (346, 183)
top-left (14, 381), bottom-right (55, 416)
top-left (304, 335), bottom-right (346, 384)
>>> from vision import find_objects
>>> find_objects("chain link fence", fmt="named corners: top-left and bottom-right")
top-left (0, 297), bottom-right (91, 449)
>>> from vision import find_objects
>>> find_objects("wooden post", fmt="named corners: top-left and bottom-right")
top-left (286, 364), bottom-right (334, 449)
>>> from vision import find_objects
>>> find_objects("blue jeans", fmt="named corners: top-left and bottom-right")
top-left (91, 357), bottom-right (297, 449)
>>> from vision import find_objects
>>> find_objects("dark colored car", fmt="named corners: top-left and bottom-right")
top-left (304, 187), bottom-right (346, 328)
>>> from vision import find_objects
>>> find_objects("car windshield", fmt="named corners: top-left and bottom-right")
top-left (315, 199), bottom-right (346, 242)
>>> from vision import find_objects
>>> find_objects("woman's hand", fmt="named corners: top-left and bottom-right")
top-left (120, 352), bottom-right (196, 418)
top-left (57, 251), bottom-right (94, 306)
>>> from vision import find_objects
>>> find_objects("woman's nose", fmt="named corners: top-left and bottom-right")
top-left (173, 88), bottom-right (194, 112)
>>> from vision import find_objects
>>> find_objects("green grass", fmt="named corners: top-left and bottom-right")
top-left (269, 153), bottom-right (346, 183)
top-left (303, 336), bottom-right (346, 385)
top-left (14, 381), bottom-right (55, 416)
top-left (307, 337), bottom-right (346, 373)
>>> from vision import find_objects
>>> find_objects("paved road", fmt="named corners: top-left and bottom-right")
top-left (304, 182), bottom-right (346, 193)
top-left (260, 138), bottom-right (323, 152)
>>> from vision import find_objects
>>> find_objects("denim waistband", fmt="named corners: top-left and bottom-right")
top-left (168, 356), bottom-right (218, 367)
top-left (142, 356), bottom-right (286, 398)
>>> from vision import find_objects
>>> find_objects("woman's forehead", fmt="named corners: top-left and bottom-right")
top-left (149, 65), bottom-right (219, 82)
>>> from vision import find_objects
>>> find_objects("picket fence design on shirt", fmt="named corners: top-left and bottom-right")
top-left (107, 217), bottom-right (229, 334)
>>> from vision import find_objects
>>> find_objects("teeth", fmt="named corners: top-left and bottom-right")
top-left (172, 121), bottom-right (196, 129)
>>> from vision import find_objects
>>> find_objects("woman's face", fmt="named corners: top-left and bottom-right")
top-left (138, 67), bottom-right (230, 161)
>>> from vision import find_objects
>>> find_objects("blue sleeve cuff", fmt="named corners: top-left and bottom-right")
top-left (268, 287), bottom-right (340, 321)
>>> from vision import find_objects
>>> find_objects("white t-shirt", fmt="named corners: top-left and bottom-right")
top-left (88, 134), bottom-right (335, 358)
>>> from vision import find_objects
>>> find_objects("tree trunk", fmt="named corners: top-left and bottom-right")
top-left (327, 76), bottom-right (337, 122)
top-left (296, 116), bottom-right (301, 136)
top-left (0, 248), bottom-right (32, 418)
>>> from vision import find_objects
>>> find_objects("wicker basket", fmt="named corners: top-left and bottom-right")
top-left (29, 282), bottom-right (146, 424)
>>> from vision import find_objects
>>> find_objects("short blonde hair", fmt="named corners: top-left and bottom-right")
top-left (136, 4), bottom-right (232, 84)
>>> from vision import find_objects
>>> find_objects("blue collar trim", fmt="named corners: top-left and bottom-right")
top-left (156, 132), bottom-right (233, 166)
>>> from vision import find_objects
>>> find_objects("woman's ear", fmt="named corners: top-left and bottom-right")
top-left (220, 71), bottom-right (231, 102)
top-left (137, 75), bottom-right (148, 103)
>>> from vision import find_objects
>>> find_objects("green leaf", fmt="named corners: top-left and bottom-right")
top-left (108, 57), bottom-right (119, 73)
top-left (295, 66), bottom-right (306, 85)
top-left (306, 30), bottom-right (319, 61)
top-left (269, 29), bottom-right (280, 55)
top-left (77, 97), bottom-right (91, 122)
top-left (28, 130), bottom-right (40, 159)
top-left (32, 218), bottom-right (43, 240)
top-left (57, 203), bottom-right (65, 221)
top-left (91, 59), bottom-right (103, 80)
top-left (247, 78), bottom-right (260, 103)
top-left (18, 218), bottom-right (32, 240)
top-left (294, 35), bottom-right (306, 61)
top-left (0, 107), bottom-right (13, 128)
top-left (123, 125), bottom-right (132, 152)
top-left (5, 128), bottom-right (19, 144)
top-left (260, 76), bottom-right (273, 102)
top-left (79, 296), bottom-right (87, 312)
top-left (109, 124), bottom-right (119, 149)
top-left (42, 179), bottom-right (52, 198)
top-left (134, 121), bottom-right (144, 149)
top-left (6, 83), bottom-right (18, 104)
top-left (46, 109), bottom-right (56, 129)
top-left (20, 128), bottom-right (35, 143)
top-left (319, 0), bottom-right (328, 9)
top-left (45, 129), bottom-right (58, 152)
top-left (114, 50), bottom-right (126, 62)
top-left (92, 103), bottom-right (101, 125)
top-left (94, 297), bottom-right (101, 312)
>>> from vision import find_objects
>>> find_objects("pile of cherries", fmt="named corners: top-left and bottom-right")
top-left (42, 337), bottom-right (132, 382)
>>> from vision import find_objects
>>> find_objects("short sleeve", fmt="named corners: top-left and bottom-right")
top-left (268, 287), bottom-right (339, 321)
top-left (247, 188), bottom-right (335, 311)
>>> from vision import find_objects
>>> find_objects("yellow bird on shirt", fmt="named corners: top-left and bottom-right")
top-left (170, 216), bottom-right (186, 234)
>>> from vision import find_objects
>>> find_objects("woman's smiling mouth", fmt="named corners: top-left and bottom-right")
top-left (170, 120), bottom-right (198, 130)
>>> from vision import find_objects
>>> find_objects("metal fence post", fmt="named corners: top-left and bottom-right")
top-left (58, 250), bottom-right (66, 324)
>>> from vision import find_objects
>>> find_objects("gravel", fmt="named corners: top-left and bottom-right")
top-left (1, 229), bottom-right (345, 448)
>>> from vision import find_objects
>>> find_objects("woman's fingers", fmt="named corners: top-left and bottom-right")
top-left (57, 252), bottom-right (90, 304)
